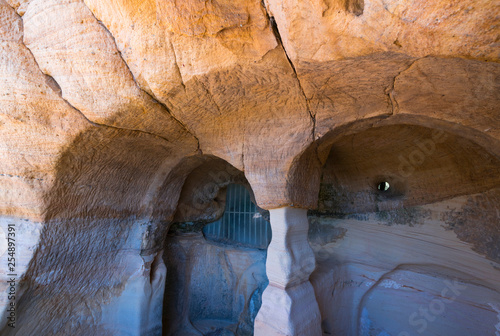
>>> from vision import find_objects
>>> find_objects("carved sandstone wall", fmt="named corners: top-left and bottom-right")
top-left (0, 0), bottom-right (498, 335)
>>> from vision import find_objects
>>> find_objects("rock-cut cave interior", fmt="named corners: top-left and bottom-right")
top-left (0, 0), bottom-right (499, 335)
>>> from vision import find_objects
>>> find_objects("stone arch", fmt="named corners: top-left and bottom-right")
top-left (159, 156), bottom-right (271, 336)
top-left (285, 114), bottom-right (500, 336)
top-left (286, 56), bottom-right (500, 210)
top-left (4, 124), bottom-right (201, 336)
top-left (287, 112), bottom-right (500, 211)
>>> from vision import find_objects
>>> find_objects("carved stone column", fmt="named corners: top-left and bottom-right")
top-left (255, 207), bottom-right (322, 336)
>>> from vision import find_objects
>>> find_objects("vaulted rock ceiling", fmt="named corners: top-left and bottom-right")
top-left (0, 0), bottom-right (498, 335)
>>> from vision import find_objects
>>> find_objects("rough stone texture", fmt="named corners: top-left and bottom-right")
top-left (309, 190), bottom-right (500, 335)
top-left (172, 156), bottom-right (248, 224)
top-left (359, 266), bottom-right (499, 336)
top-left (438, 189), bottom-right (500, 263)
top-left (1, 0), bottom-right (499, 210)
top-left (22, 0), bottom-right (195, 142)
top-left (318, 124), bottom-right (500, 214)
top-left (163, 233), bottom-right (268, 336)
top-left (0, 0), bottom-right (498, 334)
top-left (264, 0), bottom-right (499, 62)
top-left (0, 0), bottom-right (89, 220)
top-left (0, 216), bottom-right (42, 329)
top-left (82, 0), bottom-right (314, 209)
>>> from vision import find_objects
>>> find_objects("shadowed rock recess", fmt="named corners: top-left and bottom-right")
top-left (0, 0), bottom-right (498, 335)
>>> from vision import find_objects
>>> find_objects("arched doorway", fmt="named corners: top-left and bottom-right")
top-left (163, 160), bottom-right (271, 336)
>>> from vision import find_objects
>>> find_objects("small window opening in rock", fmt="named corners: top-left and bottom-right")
top-left (377, 181), bottom-right (390, 192)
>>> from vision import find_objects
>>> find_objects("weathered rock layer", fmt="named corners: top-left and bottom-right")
top-left (0, 0), bottom-right (498, 335)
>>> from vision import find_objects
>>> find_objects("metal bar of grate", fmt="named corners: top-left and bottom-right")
top-left (202, 184), bottom-right (271, 249)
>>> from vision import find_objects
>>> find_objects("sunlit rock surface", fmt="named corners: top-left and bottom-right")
top-left (0, 0), bottom-right (498, 335)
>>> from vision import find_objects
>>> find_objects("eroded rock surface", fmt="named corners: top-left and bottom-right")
top-left (163, 233), bottom-right (267, 336)
top-left (0, 0), bottom-right (498, 335)
top-left (309, 190), bottom-right (500, 335)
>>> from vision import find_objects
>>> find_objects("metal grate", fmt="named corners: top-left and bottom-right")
top-left (203, 184), bottom-right (271, 249)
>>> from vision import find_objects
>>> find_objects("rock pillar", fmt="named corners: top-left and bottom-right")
top-left (254, 207), bottom-right (322, 336)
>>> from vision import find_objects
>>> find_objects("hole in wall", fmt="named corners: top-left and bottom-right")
top-left (377, 181), bottom-right (390, 192)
